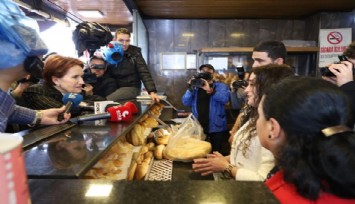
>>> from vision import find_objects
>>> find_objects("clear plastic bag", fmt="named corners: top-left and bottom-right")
top-left (169, 113), bottom-right (205, 142)
top-left (164, 114), bottom-right (211, 162)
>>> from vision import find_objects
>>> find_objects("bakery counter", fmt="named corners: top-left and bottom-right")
top-left (29, 179), bottom-right (278, 204)
top-left (20, 101), bottom-right (151, 178)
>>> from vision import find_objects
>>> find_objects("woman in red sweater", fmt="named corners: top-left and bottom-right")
top-left (257, 76), bottom-right (355, 204)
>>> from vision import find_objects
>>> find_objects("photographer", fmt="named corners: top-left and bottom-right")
top-left (182, 64), bottom-right (230, 155)
top-left (322, 41), bottom-right (355, 124)
top-left (86, 51), bottom-right (117, 98)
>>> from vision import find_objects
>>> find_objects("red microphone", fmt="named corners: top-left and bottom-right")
top-left (107, 105), bottom-right (132, 122)
top-left (123, 101), bottom-right (138, 114)
top-left (70, 103), bottom-right (138, 123)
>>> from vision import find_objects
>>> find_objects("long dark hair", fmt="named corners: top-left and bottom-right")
top-left (262, 76), bottom-right (355, 199)
top-left (238, 64), bottom-right (294, 156)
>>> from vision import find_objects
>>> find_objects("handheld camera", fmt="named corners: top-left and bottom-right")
top-left (320, 55), bottom-right (354, 77)
top-left (190, 72), bottom-right (212, 88)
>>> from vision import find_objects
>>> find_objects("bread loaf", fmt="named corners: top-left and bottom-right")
top-left (164, 137), bottom-right (212, 162)
top-left (134, 161), bottom-right (150, 180)
top-left (127, 153), bottom-right (139, 180)
top-left (154, 128), bottom-right (171, 145)
top-left (130, 124), bottom-right (145, 146)
top-left (127, 161), bottom-right (137, 181)
top-left (141, 117), bottom-right (159, 128)
top-left (154, 144), bottom-right (165, 160)
top-left (134, 152), bottom-right (152, 180)
top-left (146, 142), bottom-right (155, 151)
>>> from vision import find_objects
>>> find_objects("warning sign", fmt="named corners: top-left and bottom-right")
top-left (319, 28), bottom-right (352, 67)
top-left (327, 32), bottom-right (343, 44)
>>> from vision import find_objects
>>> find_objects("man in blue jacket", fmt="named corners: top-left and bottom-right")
top-left (182, 64), bottom-right (230, 154)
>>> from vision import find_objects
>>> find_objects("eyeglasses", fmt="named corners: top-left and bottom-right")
top-left (90, 64), bottom-right (106, 69)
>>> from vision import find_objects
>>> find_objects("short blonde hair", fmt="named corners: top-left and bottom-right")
top-left (115, 28), bottom-right (130, 38)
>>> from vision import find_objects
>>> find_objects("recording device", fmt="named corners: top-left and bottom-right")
top-left (71, 102), bottom-right (138, 123)
top-left (72, 21), bottom-right (113, 57)
top-left (23, 56), bottom-right (44, 79)
top-left (190, 72), bottom-right (212, 88)
top-left (103, 41), bottom-right (124, 65)
top-left (58, 93), bottom-right (83, 121)
top-left (83, 68), bottom-right (97, 84)
top-left (232, 80), bottom-right (248, 89)
top-left (320, 55), bottom-right (353, 77)
top-left (235, 66), bottom-right (245, 79)
top-left (17, 75), bottom-right (40, 84)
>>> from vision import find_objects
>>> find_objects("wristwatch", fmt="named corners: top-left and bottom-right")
top-left (29, 110), bottom-right (42, 127)
top-left (224, 163), bottom-right (235, 176)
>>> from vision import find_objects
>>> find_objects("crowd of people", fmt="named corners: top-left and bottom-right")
top-left (1, 0), bottom-right (355, 203)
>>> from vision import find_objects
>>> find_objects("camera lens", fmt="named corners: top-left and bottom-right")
top-left (111, 52), bottom-right (122, 61)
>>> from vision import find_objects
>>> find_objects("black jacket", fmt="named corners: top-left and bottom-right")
top-left (92, 73), bottom-right (117, 98)
top-left (340, 81), bottom-right (355, 125)
top-left (107, 45), bottom-right (157, 93)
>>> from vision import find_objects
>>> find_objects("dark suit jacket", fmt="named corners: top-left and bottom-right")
top-left (22, 84), bottom-right (104, 117)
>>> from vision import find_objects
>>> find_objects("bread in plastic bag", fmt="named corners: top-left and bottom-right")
top-left (163, 114), bottom-right (211, 162)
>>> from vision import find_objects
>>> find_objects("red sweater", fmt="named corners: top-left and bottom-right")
top-left (265, 171), bottom-right (355, 204)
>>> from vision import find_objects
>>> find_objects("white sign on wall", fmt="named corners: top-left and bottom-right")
top-left (319, 28), bottom-right (352, 67)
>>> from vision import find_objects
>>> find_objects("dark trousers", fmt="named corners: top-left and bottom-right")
top-left (207, 131), bottom-right (230, 156)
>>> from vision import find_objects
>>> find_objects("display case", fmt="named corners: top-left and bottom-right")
top-left (198, 47), bottom-right (319, 76)
top-left (19, 101), bottom-right (279, 203)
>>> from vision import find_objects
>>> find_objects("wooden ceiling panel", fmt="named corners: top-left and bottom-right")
top-left (134, 0), bottom-right (355, 19)
top-left (48, 0), bottom-right (133, 25)
top-left (38, 0), bottom-right (355, 27)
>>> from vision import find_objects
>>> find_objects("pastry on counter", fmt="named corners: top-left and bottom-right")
top-left (154, 128), bottom-right (171, 145)
top-left (154, 144), bottom-right (165, 160)
top-left (127, 124), bottom-right (145, 146)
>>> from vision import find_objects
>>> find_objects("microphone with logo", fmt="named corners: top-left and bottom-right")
top-left (58, 93), bottom-right (83, 121)
top-left (70, 102), bottom-right (138, 123)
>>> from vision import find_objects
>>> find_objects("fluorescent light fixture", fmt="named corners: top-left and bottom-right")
top-left (85, 184), bottom-right (113, 197)
top-left (77, 10), bottom-right (104, 18)
top-left (230, 33), bottom-right (245, 38)
top-left (182, 33), bottom-right (194, 37)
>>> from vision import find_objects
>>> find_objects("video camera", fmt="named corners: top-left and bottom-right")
top-left (320, 55), bottom-right (354, 77)
top-left (232, 80), bottom-right (248, 89)
top-left (83, 68), bottom-right (97, 84)
top-left (17, 74), bottom-right (40, 84)
top-left (190, 72), bottom-right (212, 88)
top-left (235, 66), bottom-right (245, 79)
top-left (231, 66), bottom-right (248, 89)
top-left (72, 21), bottom-right (113, 57)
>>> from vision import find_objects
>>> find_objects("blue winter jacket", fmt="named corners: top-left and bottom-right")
top-left (182, 82), bottom-right (230, 133)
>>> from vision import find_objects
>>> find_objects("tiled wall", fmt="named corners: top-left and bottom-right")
top-left (145, 10), bottom-right (355, 109)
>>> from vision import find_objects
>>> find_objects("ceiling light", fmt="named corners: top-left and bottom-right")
top-left (230, 33), bottom-right (245, 38)
top-left (182, 33), bottom-right (194, 37)
top-left (77, 10), bottom-right (104, 18)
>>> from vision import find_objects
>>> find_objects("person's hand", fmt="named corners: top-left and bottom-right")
top-left (192, 152), bottom-right (229, 176)
top-left (187, 76), bottom-right (195, 86)
top-left (41, 106), bottom-right (71, 125)
top-left (200, 78), bottom-right (214, 93)
top-left (82, 84), bottom-right (93, 96)
top-left (322, 61), bottom-right (354, 86)
top-left (150, 92), bottom-right (160, 103)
